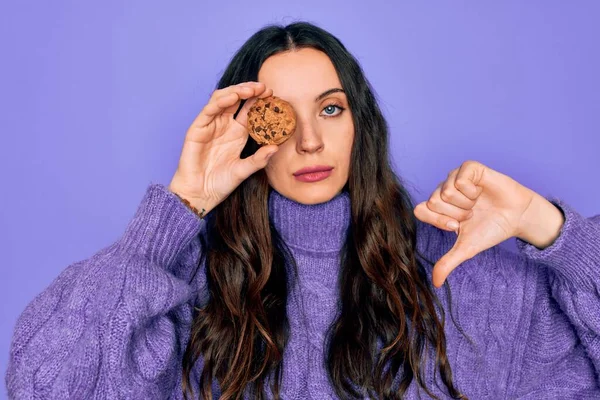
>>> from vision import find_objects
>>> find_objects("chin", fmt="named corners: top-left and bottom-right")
top-left (294, 185), bottom-right (343, 205)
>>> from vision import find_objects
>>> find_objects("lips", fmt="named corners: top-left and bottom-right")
top-left (293, 165), bottom-right (334, 176)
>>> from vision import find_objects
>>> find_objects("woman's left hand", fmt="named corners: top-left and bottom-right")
top-left (413, 160), bottom-right (565, 288)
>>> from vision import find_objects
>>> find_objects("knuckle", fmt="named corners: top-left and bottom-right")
top-left (213, 85), bottom-right (237, 99)
top-left (455, 178), bottom-right (469, 187)
top-left (440, 189), bottom-right (453, 202)
top-left (210, 88), bottom-right (224, 99)
top-left (426, 198), bottom-right (438, 208)
top-left (414, 203), bottom-right (425, 215)
top-left (413, 206), bottom-right (421, 217)
top-left (199, 104), bottom-right (213, 117)
top-left (251, 153), bottom-right (263, 166)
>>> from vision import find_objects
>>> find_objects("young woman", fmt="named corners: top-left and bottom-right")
top-left (6, 21), bottom-right (600, 400)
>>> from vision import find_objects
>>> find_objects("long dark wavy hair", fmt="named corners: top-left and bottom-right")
top-left (182, 21), bottom-right (472, 400)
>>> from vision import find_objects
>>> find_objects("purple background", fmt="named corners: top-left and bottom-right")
top-left (1, 2), bottom-right (599, 396)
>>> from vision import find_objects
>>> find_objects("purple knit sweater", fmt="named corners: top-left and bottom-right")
top-left (5, 183), bottom-right (600, 399)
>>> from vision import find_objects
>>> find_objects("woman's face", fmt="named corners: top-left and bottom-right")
top-left (257, 47), bottom-right (354, 205)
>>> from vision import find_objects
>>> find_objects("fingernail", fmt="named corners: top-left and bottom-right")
top-left (447, 221), bottom-right (459, 230)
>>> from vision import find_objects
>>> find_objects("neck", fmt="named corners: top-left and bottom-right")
top-left (268, 188), bottom-right (351, 253)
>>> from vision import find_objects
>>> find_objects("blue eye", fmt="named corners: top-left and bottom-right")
top-left (321, 104), bottom-right (345, 117)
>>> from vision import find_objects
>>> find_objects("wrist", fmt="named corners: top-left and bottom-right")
top-left (172, 192), bottom-right (208, 219)
top-left (516, 194), bottom-right (565, 250)
top-left (167, 185), bottom-right (214, 219)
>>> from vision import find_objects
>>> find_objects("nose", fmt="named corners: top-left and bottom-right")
top-left (294, 118), bottom-right (324, 154)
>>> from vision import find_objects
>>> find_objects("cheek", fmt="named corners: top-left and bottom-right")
top-left (265, 155), bottom-right (281, 176)
top-left (265, 144), bottom-right (292, 170)
top-left (341, 116), bottom-right (355, 144)
top-left (343, 125), bottom-right (355, 155)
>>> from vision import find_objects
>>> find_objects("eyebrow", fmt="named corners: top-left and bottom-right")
top-left (315, 88), bottom-right (345, 102)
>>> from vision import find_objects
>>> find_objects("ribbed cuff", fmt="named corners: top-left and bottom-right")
top-left (118, 182), bottom-right (207, 269)
top-left (515, 197), bottom-right (600, 292)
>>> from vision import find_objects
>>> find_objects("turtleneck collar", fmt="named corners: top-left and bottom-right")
top-left (268, 188), bottom-right (351, 253)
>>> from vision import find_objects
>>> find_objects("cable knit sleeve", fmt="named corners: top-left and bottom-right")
top-left (507, 197), bottom-right (600, 398)
top-left (5, 183), bottom-right (209, 399)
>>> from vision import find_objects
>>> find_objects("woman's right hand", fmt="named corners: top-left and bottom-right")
top-left (168, 81), bottom-right (279, 214)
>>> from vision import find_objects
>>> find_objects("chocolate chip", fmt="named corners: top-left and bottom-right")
top-left (265, 103), bottom-right (270, 108)
top-left (265, 134), bottom-right (271, 140)
top-left (282, 130), bottom-right (287, 135)
top-left (274, 106), bottom-right (280, 113)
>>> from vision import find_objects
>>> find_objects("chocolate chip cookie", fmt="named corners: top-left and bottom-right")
top-left (247, 96), bottom-right (296, 145)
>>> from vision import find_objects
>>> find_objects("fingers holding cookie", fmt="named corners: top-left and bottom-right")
top-left (196, 82), bottom-right (297, 148)
top-left (235, 85), bottom-right (274, 127)
top-left (197, 82), bottom-right (272, 128)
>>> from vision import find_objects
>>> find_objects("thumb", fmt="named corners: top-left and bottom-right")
top-left (233, 145), bottom-right (279, 180)
top-left (431, 241), bottom-right (476, 288)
